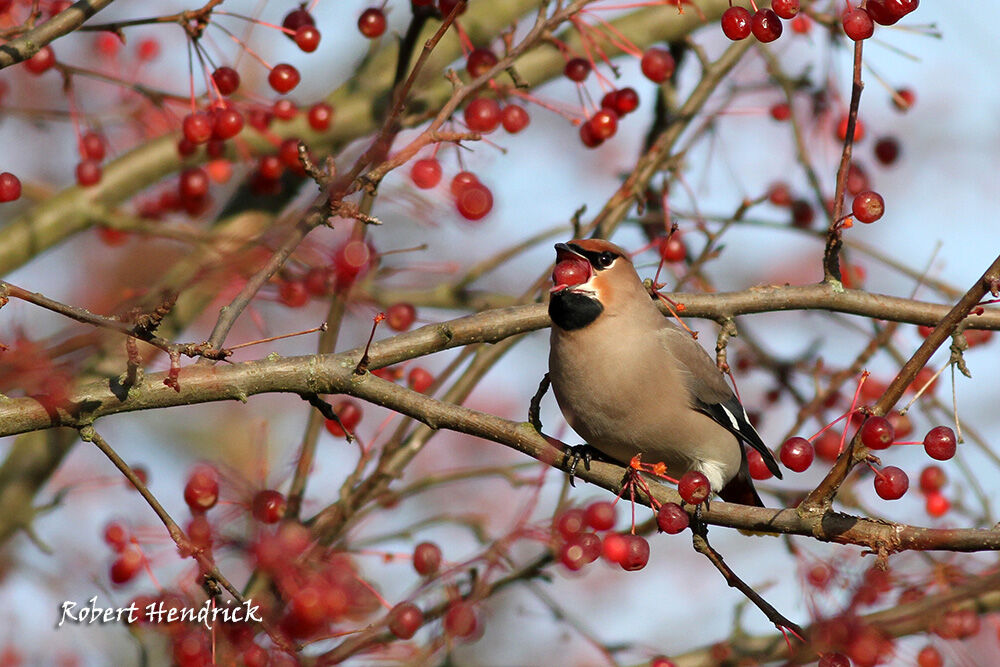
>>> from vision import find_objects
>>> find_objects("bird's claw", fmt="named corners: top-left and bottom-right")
top-left (562, 444), bottom-right (597, 487)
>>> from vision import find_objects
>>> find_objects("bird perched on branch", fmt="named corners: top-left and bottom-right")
top-left (547, 239), bottom-right (781, 506)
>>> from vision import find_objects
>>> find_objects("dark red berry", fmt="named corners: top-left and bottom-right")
top-left (721, 6), bottom-right (752, 40)
top-left (677, 470), bottom-right (711, 505)
top-left (619, 534), bottom-right (649, 571)
top-left (212, 108), bottom-right (244, 140)
top-left (589, 109), bottom-right (617, 140)
top-left (386, 302), bottom-right (417, 331)
top-left (770, 102), bottom-right (791, 121)
top-left (656, 502), bottom-right (689, 534)
top-left (780, 437), bottom-right (815, 472)
top-left (450, 170), bottom-right (479, 195)
top-left (455, 182), bottom-right (493, 220)
top-left (282, 7), bottom-right (315, 33)
top-left (852, 191), bottom-right (885, 224)
top-left (0, 172), bottom-right (22, 202)
top-left (640, 47), bottom-right (675, 83)
top-left (874, 137), bottom-right (900, 165)
top-left (179, 167), bottom-right (209, 200)
top-left (751, 8), bottom-right (783, 43)
top-left (212, 66), bottom-right (240, 95)
top-left (466, 47), bottom-right (498, 78)
top-left (819, 652), bottom-right (851, 667)
top-left (583, 501), bottom-right (616, 531)
top-left (279, 280), bottom-right (309, 308)
top-left (874, 466), bottom-right (909, 500)
top-left (555, 508), bottom-right (586, 539)
top-left (268, 64), bottom-right (301, 94)
top-left (860, 416), bottom-right (894, 450)
top-left (564, 57), bottom-right (591, 82)
top-left (772, 0), bottom-right (799, 19)
top-left (407, 367), bottom-right (433, 393)
top-left (747, 449), bottom-right (773, 480)
top-left (325, 399), bottom-right (363, 437)
top-left (251, 490), bottom-right (286, 523)
top-left (273, 99), bottom-right (298, 121)
top-left (358, 8), bottom-right (387, 38)
top-left (294, 25), bottom-right (321, 52)
top-left (80, 131), bottom-right (106, 161)
top-left (183, 112), bottom-right (213, 144)
top-left (464, 97), bottom-right (502, 133)
top-left (110, 545), bottom-right (143, 584)
top-left (413, 541), bottom-right (442, 575)
top-left (389, 603), bottom-right (423, 639)
top-left (501, 104), bottom-right (530, 133)
top-left (893, 87), bottom-right (916, 111)
top-left (923, 426), bottom-right (956, 461)
top-left (842, 8), bottom-right (875, 41)
top-left (611, 87), bottom-right (639, 115)
top-left (790, 199), bottom-right (815, 228)
top-left (24, 45), bottom-right (55, 74)
top-left (919, 465), bottom-right (946, 493)
top-left (579, 120), bottom-right (603, 148)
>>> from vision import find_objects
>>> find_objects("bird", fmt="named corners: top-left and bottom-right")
top-left (547, 238), bottom-right (782, 506)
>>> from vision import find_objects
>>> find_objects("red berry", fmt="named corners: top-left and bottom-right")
top-left (678, 470), bottom-right (711, 505)
top-left (455, 182), bottom-right (493, 220)
top-left (466, 47), bottom-right (498, 78)
top-left (75, 159), bottom-right (102, 187)
top-left (80, 131), bottom-right (106, 161)
top-left (751, 8), bottom-right (783, 42)
top-left (747, 449), bottom-right (773, 480)
top-left (868, 0), bottom-right (919, 26)
top-left (282, 7), bottom-right (315, 33)
top-left (358, 8), bottom-right (387, 38)
top-left (308, 102), bottom-right (334, 131)
top-left (104, 521), bottom-right (130, 551)
top-left (923, 426), bottom-right (956, 461)
top-left (273, 98), bottom-right (298, 121)
top-left (843, 8), bottom-right (875, 40)
top-left (657, 235), bottom-right (685, 263)
top-left (874, 466), bottom-right (909, 500)
top-left (916, 645), bottom-right (942, 667)
top-left (179, 167), bottom-right (209, 200)
top-left (183, 112), bottom-right (213, 144)
top-left (780, 436), bottom-right (815, 472)
top-left (450, 170), bottom-right (479, 195)
top-left (584, 501), bottom-right (616, 531)
top-left (814, 431), bottom-right (842, 463)
top-left (279, 137), bottom-right (304, 170)
top-left (611, 87), bottom-right (640, 115)
top-left (294, 25), bottom-right (321, 52)
top-left (919, 464), bottom-right (946, 493)
top-left (819, 652), bottom-right (851, 667)
top-left (852, 190), bottom-right (885, 224)
top-left (212, 108), bottom-right (244, 140)
top-left (768, 182), bottom-right (792, 206)
top-left (212, 66), bottom-right (240, 95)
top-left (770, 102), bottom-right (791, 121)
top-left (258, 155), bottom-right (284, 180)
top-left (555, 508), bottom-right (586, 539)
top-left (438, 0), bottom-right (466, 17)
top-left (463, 97), bottom-right (502, 133)
top-left (389, 603), bottom-right (423, 639)
top-left (579, 120), bottom-right (604, 148)
top-left (846, 161), bottom-right (869, 195)
top-left (279, 280), bottom-right (308, 307)
top-left (790, 198), bottom-right (815, 228)
top-left (860, 416), bottom-right (894, 450)
top-left (110, 545), bottom-right (143, 584)
top-left (268, 64), bottom-right (301, 94)
top-left (807, 563), bottom-right (833, 589)
top-left (251, 489), bottom-right (286, 523)
top-left (640, 47), bottom-right (675, 83)
top-left (872, 137), bottom-right (899, 166)
top-left (407, 366), bottom-right (433, 393)
top-left (332, 239), bottom-right (375, 287)
top-left (837, 115), bottom-right (865, 142)
top-left (0, 172), bottom-right (22, 202)
top-left (656, 502), bottom-right (689, 534)
top-left (721, 7), bottom-right (752, 40)
top-left (791, 14), bottom-right (811, 33)
top-left (619, 534), bottom-right (649, 571)
top-left (501, 104), bottom-right (530, 133)
top-left (772, 0), bottom-right (799, 19)
top-left (413, 541), bottom-right (442, 575)
top-left (386, 302), bottom-right (417, 331)
top-left (136, 37), bottom-right (159, 60)
top-left (893, 87), bottom-right (916, 111)
top-left (325, 399), bottom-right (363, 437)
top-left (559, 537), bottom-right (588, 571)
top-left (925, 491), bottom-right (950, 517)
top-left (184, 464), bottom-right (220, 512)
top-left (564, 57), bottom-right (591, 82)
top-left (25, 45), bottom-right (55, 74)
top-left (443, 602), bottom-right (477, 638)
top-left (602, 533), bottom-right (628, 563)
top-left (411, 158), bottom-right (442, 189)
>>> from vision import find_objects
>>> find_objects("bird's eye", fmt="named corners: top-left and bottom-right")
top-left (598, 251), bottom-right (615, 267)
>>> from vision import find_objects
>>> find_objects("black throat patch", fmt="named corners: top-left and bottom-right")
top-left (549, 290), bottom-right (604, 331)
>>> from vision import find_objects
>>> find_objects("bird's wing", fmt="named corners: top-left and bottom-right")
top-left (658, 325), bottom-right (783, 479)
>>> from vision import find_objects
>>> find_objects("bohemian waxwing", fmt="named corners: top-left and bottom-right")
top-left (547, 239), bottom-right (782, 506)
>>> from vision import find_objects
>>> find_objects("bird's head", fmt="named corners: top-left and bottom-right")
top-left (549, 239), bottom-right (640, 330)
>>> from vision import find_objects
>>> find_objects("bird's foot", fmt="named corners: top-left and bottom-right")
top-left (561, 443), bottom-right (603, 487)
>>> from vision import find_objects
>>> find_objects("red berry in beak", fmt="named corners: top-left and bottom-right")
top-left (552, 256), bottom-right (591, 292)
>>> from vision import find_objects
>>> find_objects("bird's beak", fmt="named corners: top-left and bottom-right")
top-left (552, 243), bottom-right (593, 293)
